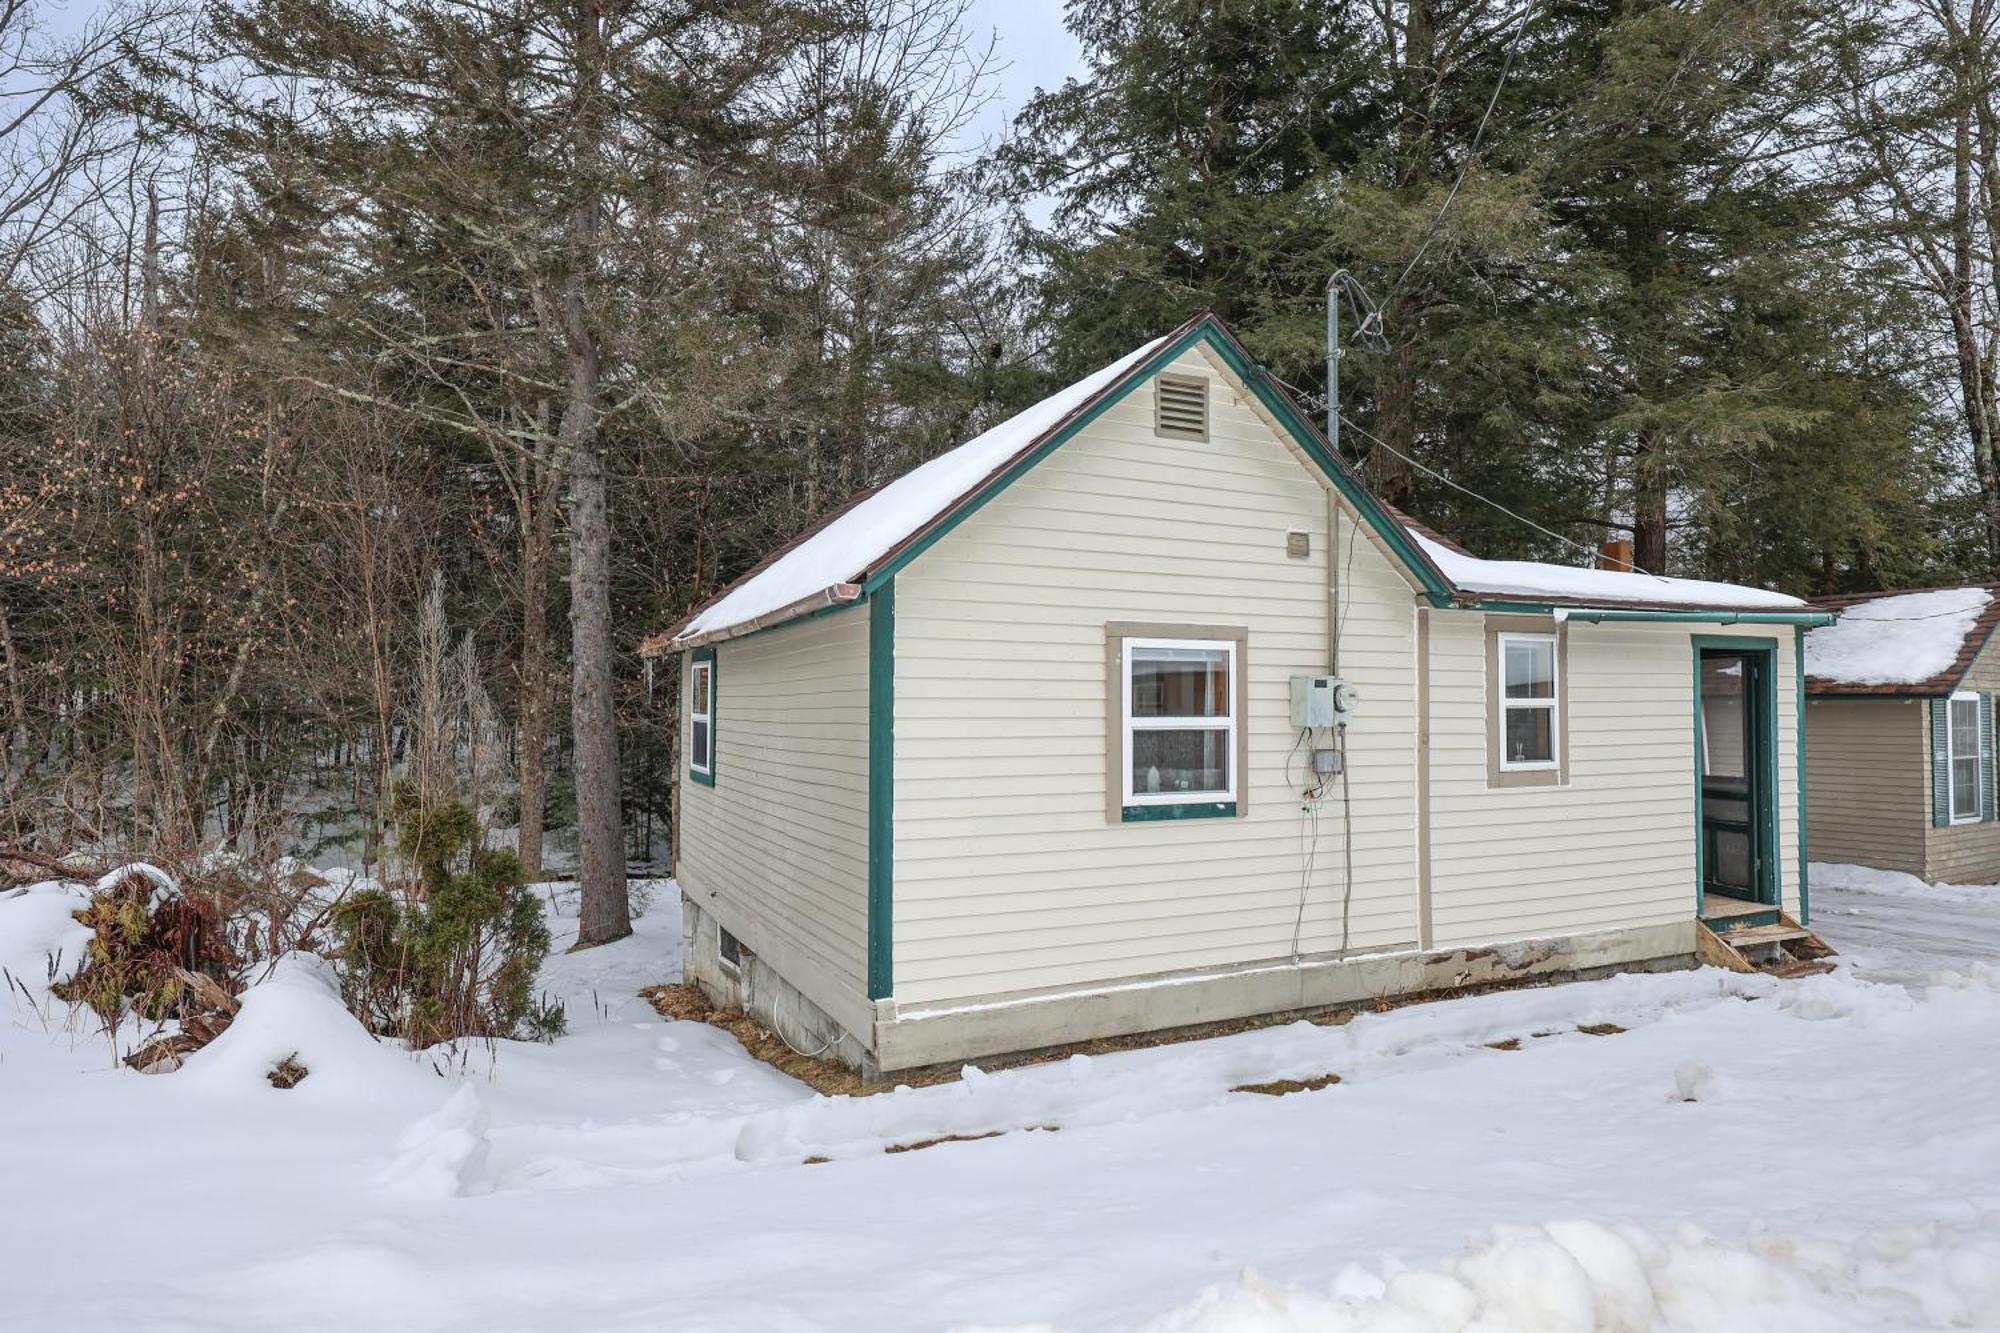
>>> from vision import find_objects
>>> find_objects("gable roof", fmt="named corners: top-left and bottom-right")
top-left (645, 314), bottom-right (1807, 653)
top-left (1804, 586), bottom-right (2000, 696)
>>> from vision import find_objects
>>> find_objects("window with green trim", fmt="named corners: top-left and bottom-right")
top-left (1948, 691), bottom-right (1980, 823)
top-left (688, 656), bottom-right (714, 779)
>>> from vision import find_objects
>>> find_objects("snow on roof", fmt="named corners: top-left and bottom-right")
top-left (1804, 587), bottom-right (1994, 687)
top-left (672, 335), bottom-right (1169, 644)
top-left (662, 318), bottom-right (1811, 648)
top-left (1408, 533), bottom-right (1808, 612)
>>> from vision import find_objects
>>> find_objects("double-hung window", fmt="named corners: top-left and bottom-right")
top-left (1948, 691), bottom-right (1981, 823)
top-left (1121, 637), bottom-right (1237, 814)
top-left (1497, 632), bottom-right (1559, 771)
top-left (688, 652), bottom-right (715, 783)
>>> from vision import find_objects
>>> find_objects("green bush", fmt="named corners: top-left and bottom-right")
top-left (332, 793), bottom-right (563, 1046)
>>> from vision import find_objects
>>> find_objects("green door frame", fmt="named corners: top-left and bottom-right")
top-left (1692, 635), bottom-right (1781, 914)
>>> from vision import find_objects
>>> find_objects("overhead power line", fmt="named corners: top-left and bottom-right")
top-left (1335, 410), bottom-right (1671, 582)
top-left (1386, 2), bottom-right (1542, 306)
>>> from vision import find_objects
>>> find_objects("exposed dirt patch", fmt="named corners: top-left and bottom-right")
top-left (1485, 1038), bottom-right (1522, 1051)
top-left (267, 1054), bottom-right (308, 1089)
top-left (639, 982), bottom-right (715, 1023)
top-left (1578, 1022), bottom-right (1627, 1036)
top-left (1232, 1073), bottom-right (1342, 1096)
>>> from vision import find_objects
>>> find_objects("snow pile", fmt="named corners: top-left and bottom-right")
top-left (381, 1085), bottom-right (495, 1199)
top-left (1810, 860), bottom-right (2000, 905)
top-left (676, 336), bottom-right (1166, 641)
top-left (177, 953), bottom-right (432, 1101)
top-left (93, 861), bottom-right (179, 907)
top-left (0, 879), bottom-right (94, 992)
top-left (1409, 534), bottom-right (1804, 611)
top-left (731, 968), bottom-right (1781, 1166)
top-left (1804, 587), bottom-right (1991, 686)
top-left (1128, 1216), bottom-right (2000, 1333)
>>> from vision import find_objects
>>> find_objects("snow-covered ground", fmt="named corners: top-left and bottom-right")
top-left (3, 871), bottom-right (2000, 1331)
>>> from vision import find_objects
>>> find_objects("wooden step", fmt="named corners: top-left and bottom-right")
top-left (1696, 914), bottom-right (1837, 977)
top-left (1718, 922), bottom-right (1813, 949)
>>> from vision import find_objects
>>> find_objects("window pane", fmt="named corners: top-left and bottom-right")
top-left (1952, 699), bottom-right (1979, 757)
top-left (1712, 828), bottom-right (1752, 890)
top-left (1954, 755), bottom-right (1979, 818)
top-left (1503, 705), bottom-right (1553, 765)
top-left (1504, 639), bottom-right (1554, 699)
top-left (1705, 793), bottom-right (1749, 824)
top-left (692, 665), bottom-right (711, 715)
top-left (691, 718), bottom-right (710, 768)
top-left (1131, 646), bottom-right (1230, 719)
top-left (1700, 658), bottom-right (1747, 780)
top-left (1131, 728), bottom-right (1229, 796)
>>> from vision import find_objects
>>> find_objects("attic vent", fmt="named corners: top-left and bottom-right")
top-left (1155, 373), bottom-right (1210, 440)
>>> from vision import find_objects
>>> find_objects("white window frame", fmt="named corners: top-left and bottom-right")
top-left (689, 659), bottom-right (714, 777)
top-left (1121, 636), bottom-right (1237, 807)
top-left (1947, 690), bottom-right (1982, 825)
top-left (1496, 632), bottom-right (1560, 773)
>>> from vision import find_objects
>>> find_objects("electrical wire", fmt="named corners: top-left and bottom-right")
top-left (1277, 363), bottom-right (1667, 581)
top-left (769, 990), bottom-right (836, 1061)
top-left (1386, 1), bottom-right (1542, 307)
top-left (1338, 410), bottom-right (1676, 583)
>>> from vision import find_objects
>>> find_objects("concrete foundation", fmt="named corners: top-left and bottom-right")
top-left (870, 920), bottom-right (1698, 1073)
top-left (684, 898), bottom-right (1697, 1080)
top-left (681, 897), bottom-right (873, 1073)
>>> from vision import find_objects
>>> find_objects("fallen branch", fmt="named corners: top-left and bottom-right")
top-left (0, 844), bottom-right (112, 884)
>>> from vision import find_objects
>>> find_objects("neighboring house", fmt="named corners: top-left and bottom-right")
top-left (1804, 587), bottom-right (2000, 883)
top-left (641, 313), bottom-right (1832, 1077)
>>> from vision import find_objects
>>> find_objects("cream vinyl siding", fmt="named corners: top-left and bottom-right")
top-left (890, 345), bottom-right (1423, 1006)
top-left (1805, 699), bottom-right (1925, 876)
top-left (675, 607), bottom-right (872, 1034)
top-left (1426, 617), bottom-right (1803, 944)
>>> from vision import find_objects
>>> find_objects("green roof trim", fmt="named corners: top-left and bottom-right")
top-left (857, 316), bottom-right (1454, 606)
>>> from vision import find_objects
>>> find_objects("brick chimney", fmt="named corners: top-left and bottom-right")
top-left (1599, 537), bottom-right (1635, 572)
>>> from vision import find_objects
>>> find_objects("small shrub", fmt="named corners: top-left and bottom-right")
top-left (331, 795), bottom-right (561, 1047)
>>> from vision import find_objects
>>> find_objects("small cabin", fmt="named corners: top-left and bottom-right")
top-left (643, 314), bottom-right (1829, 1077)
top-left (1805, 587), bottom-right (2000, 884)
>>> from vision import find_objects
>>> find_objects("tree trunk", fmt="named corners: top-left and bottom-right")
top-left (1370, 333), bottom-right (1419, 508)
top-left (516, 504), bottom-right (549, 881)
top-left (565, 0), bottom-right (629, 948)
top-left (1633, 429), bottom-right (1670, 575)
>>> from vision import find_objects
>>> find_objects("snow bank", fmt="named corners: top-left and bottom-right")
top-left (177, 953), bottom-right (433, 1101)
top-left (1123, 1216), bottom-right (2000, 1332)
top-left (1810, 861), bottom-right (1999, 905)
top-left (677, 337), bottom-right (1166, 640)
top-left (380, 1085), bottom-right (495, 1199)
top-left (732, 967), bottom-right (1783, 1166)
top-left (0, 879), bottom-right (94, 993)
top-left (1411, 534), bottom-right (1804, 611)
top-left (1804, 587), bottom-right (1991, 686)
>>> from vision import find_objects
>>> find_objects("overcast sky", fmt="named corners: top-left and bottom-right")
top-left (959, 1), bottom-right (1081, 154)
top-left (19, 0), bottom-right (1083, 160)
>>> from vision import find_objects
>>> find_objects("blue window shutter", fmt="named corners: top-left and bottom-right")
top-left (1932, 697), bottom-right (1951, 827)
top-left (1982, 694), bottom-right (1996, 822)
